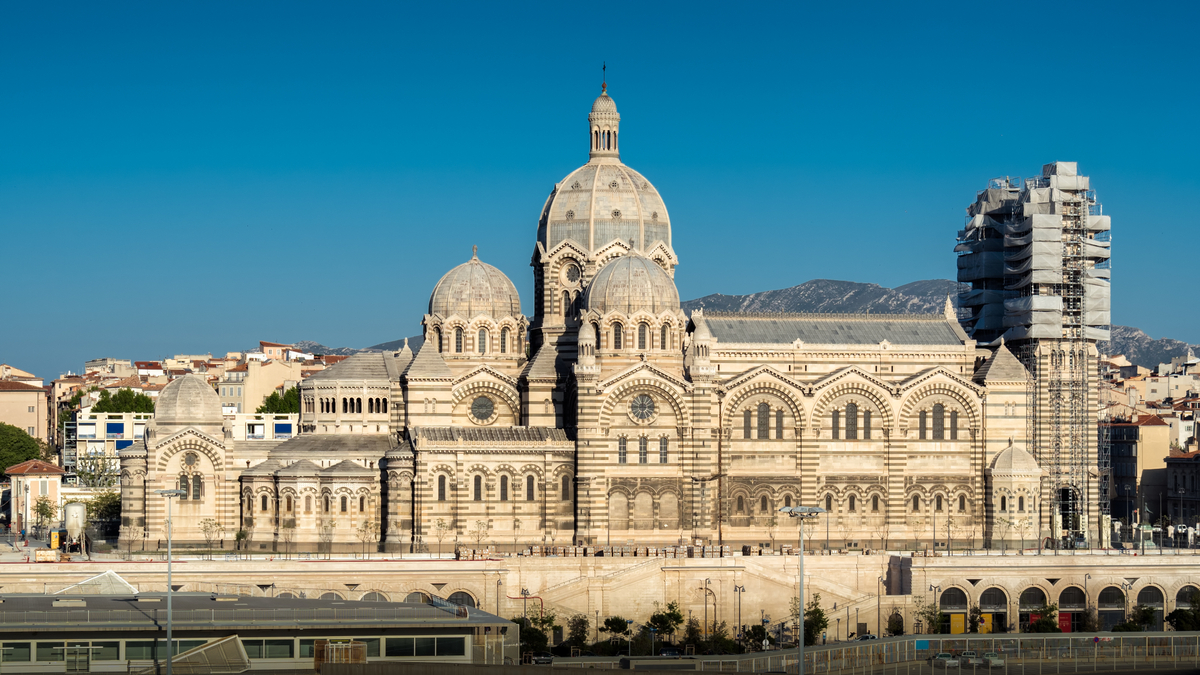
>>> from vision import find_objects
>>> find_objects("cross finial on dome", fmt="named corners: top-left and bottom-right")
top-left (472, 245), bottom-right (478, 260)
top-left (602, 61), bottom-right (606, 90)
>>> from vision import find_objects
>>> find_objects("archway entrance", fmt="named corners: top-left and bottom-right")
top-left (1018, 587), bottom-right (1047, 632)
top-left (1097, 586), bottom-right (1126, 631)
top-left (1058, 587), bottom-right (1086, 632)
top-left (940, 588), bottom-right (968, 634)
top-left (979, 587), bottom-right (1008, 633)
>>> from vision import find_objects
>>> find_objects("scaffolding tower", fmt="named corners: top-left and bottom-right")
top-left (955, 162), bottom-right (1111, 547)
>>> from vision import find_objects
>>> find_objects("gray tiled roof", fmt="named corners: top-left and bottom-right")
top-left (266, 434), bottom-right (396, 456)
top-left (321, 459), bottom-right (376, 476)
top-left (306, 352), bottom-right (391, 382)
top-left (976, 340), bottom-right (1028, 382)
top-left (403, 339), bottom-right (453, 380)
top-left (703, 311), bottom-right (964, 346)
top-left (416, 426), bottom-right (570, 444)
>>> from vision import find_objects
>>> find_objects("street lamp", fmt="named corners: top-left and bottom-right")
top-left (929, 585), bottom-right (941, 635)
top-left (155, 488), bottom-right (185, 675)
top-left (733, 585), bottom-right (746, 647)
top-left (779, 504), bottom-right (826, 675)
top-left (1179, 488), bottom-right (1187, 549)
top-left (877, 576), bottom-right (884, 637)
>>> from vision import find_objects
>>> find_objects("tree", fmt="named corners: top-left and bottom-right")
top-left (512, 616), bottom-right (550, 653)
top-left (1167, 591), bottom-right (1200, 631)
top-left (968, 603), bottom-right (982, 633)
top-left (280, 520), bottom-right (296, 560)
top-left (1026, 603), bottom-right (1062, 633)
top-left (200, 518), bottom-right (225, 559)
top-left (566, 614), bottom-right (590, 647)
top-left (257, 387), bottom-right (300, 414)
top-left (916, 597), bottom-right (946, 634)
top-left (0, 423), bottom-right (40, 478)
top-left (433, 518), bottom-right (451, 556)
top-left (1113, 604), bottom-right (1157, 632)
top-left (469, 520), bottom-right (489, 547)
top-left (646, 601), bottom-right (685, 643)
top-left (887, 612), bottom-right (905, 636)
top-left (121, 524), bottom-right (144, 557)
top-left (791, 592), bottom-right (829, 646)
top-left (317, 520), bottom-right (335, 559)
top-left (34, 496), bottom-right (58, 531)
top-left (74, 453), bottom-right (119, 487)
top-left (744, 624), bottom-right (773, 651)
top-left (601, 615), bottom-right (632, 641)
top-left (357, 520), bottom-right (380, 559)
top-left (235, 529), bottom-right (248, 556)
top-left (92, 388), bottom-right (154, 413)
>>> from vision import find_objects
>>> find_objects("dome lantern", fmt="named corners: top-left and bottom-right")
top-left (589, 83), bottom-right (621, 161)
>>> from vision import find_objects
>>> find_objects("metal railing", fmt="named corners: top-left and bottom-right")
top-left (551, 634), bottom-right (1200, 673)
top-left (0, 605), bottom-right (469, 628)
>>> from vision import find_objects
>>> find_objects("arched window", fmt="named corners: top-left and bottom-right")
top-left (638, 436), bottom-right (648, 464)
top-left (846, 403), bottom-right (858, 440)
top-left (849, 494), bottom-right (856, 512)
top-left (659, 437), bottom-right (668, 463)
top-left (919, 410), bottom-right (928, 440)
top-left (340, 495), bottom-right (347, 512)
top-left (737, 496), bottom-right (745, 513)
top-left (932, 404), bottom-right (945, 440)
top-left (563, 291), bottom-right (571, 317)
top-left (179, 475), bottom-right (189, 497)
top-left (478, 329), bottom-right (487, 354)
top-left (744, 409), bottom-right (752, 439)
top-left (261, 494), bottom-right (269, 512)
top-left (192, 475), bottom-right (202, 501)
top-left (305, 495), bottom-right (312, 512)
top-left (357, 398), bottom-right (362, 413)
top-left (437, 475), bottom-right (446, 502)
top-left (618, 437), bottom-right (627, 464)
top-left (359, 495), bottom-right (365, 512)
top-left (526, 475), bottom-right (535, 501)
top-left (473, 475), bottom-right (482, 501)
top-left (832, 410), bottom-right (840, 440)
top-left (455, 327), bottom-right (463, 353)
top-left (1018, 496), bottom-right (1024, 512)
top-left (285, 495), bottom-right (293, 512)
top-left (342, 398), bottom-right (348, 414)
top-left (500, 475), bottom-right (508, 501)
top-left (825, 494), bottom-right (832, 511)
top-left (760, 495), bottom-right (768, 512)
top-left (935, 495), bottom-right (943, 512)
top-left (323, 495), bottom-right (330, 512)
top-left (1001, 496), bottom-right (1007, 511)
top-left (912, 495), bottom-right (920, 512)
top-left (661, 324), bottom-right (668, 350)
top-left (368, 398), bottom-right (374, 414)
top-left (950, 410), bottom-right (958, 440)
top-left (613, 323), bottom-right (623, 350)
top-left (562, 475), bottom-right (570, 501)
top-left (776, 409), bottom-right (784, 439)
top-left (872, 495), bottom-right (879, 512)
top-left (382, 399), bottom-right (387, 413)
top-left (784, 495), bottom-right (792, 508)
top-left (757, 402), bottom-right (770, 439)
top-left (638, 323), bottom-right (648, 350)
top-left (500, 328), bottom-right (509, 354)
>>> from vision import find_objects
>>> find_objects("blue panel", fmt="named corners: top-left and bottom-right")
top-left (274, 423), bottom-right (292, 434)
top-left (106, 423), bottom-right (124, 434)
top-left (115, 440), bottom-right (133, 450)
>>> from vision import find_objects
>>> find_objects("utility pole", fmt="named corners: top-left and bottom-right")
top-left (155, 488), bottom-right (185, 675)
top-left (733, 585), bottom-right (745, 647)
top-left (780, 505), bottom-right (825, 675)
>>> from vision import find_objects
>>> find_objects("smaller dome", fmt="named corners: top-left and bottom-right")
top-left (583, 252), bottom-right (680, 315)
top-left (592, 89), bottom-right (618, 114)
top-left (154, 374), bottom-right (221, 425)
top-left (989, 442), bottom-right (1041, 473)
top-left (429, 247), bottom-right (522, 319)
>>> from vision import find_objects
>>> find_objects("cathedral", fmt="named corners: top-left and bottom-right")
top-left (120, 85), bottom-right (1069, 553)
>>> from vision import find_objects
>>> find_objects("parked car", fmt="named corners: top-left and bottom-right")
top-left (960, 651), bottom-right (983, 666)
top-left (982, 652), bottom-right (1005, 668)
top-left (931, 653), bottom-right (961, 668)
top-left (853, 634), bottom-right (879, 641)
top-left (529, 652), bottom-right (554, 664)
top-left (659, 647), bottom-right (682, 657)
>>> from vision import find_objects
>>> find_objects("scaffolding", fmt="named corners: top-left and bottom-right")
top-left (956, 162), bottom-right (1111, 546)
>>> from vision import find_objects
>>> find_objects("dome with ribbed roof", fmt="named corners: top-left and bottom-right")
top-left (536, 85), bottom-right (673, 258)
top-left (988, 442), bottom-right (1042, 474)
top-left (154, 374), bottom-right (221, 426)
top-left (428, 247), bottom-right (522, 320)
top-left (583, 252), bottom-right (679, 315)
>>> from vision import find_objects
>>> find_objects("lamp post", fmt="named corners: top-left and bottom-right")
top-left (733, 585), bottom-right (746, 647)
top-left (1179, 488), bottom-right (1187, 549)
top-left (155, 488), bottom-right (185, 675)
top-left (702, 579), bottom-right (714, 641)
top-left (779, 504), bottom-right (825, 675)
top-left (877, 576), bottom-right (884, 637)
top-left (928, 585), bottom-right (941, 635)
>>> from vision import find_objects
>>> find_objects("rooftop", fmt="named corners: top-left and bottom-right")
top-left (702, 311), bottom-right (965, 346)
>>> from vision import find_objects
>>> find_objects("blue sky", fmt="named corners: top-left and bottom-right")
top-left (2, 2), bottom-right (1197, 380)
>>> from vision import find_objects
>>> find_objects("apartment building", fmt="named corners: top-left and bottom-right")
top-left (0, 381), bottom-right (51, 445)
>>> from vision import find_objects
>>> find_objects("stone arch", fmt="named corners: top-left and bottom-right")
top-left (597, 378), bottom-right (691, 430)
top-left (723, 380), bottom-right (805, 434)
top-left (898, 380), bottom-right (979, 435)
top-left (154, 434), bottom-right (225, 472)
top-left (810, 380), bottom-right (893, 433)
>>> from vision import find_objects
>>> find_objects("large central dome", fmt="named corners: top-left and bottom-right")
top-left (537, 86), bottom-right (672, 256)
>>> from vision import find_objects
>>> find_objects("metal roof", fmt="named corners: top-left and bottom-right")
top-left (703, 311), bottom-right (964, 346)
